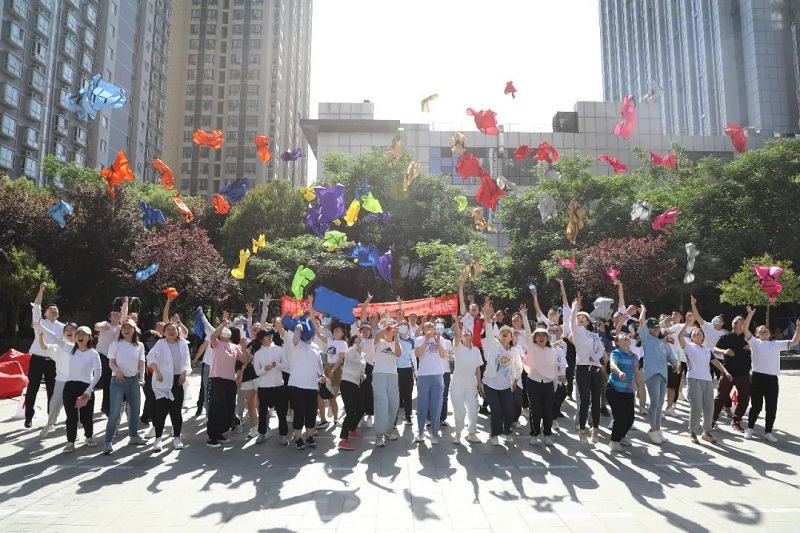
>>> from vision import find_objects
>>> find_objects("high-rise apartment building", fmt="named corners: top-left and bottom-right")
top-left (88, 0), bottom-right (174, 183)
top-left (0, 0), bottom-right (172, 186)
top-left (599, 0), bottom-right (800, 136)
top-left (163, 0), bottom-right (313, 197)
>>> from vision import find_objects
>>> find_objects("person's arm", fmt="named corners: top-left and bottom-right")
top-left (791, 320), bottom-right (800, 347)
top-left (743, 306), bottom-right (756, 340)
top-left (414, 333), bottom-right (431, 357)
top-left (609, 353), bottom-right (625, 381)
top-left (177, 320), bottom-right (189, 339)
top-left (210, 320), bottom-right (230, 349)
top-left (569, 294), bottom-right (580, 338)
top-left (394, 336), bottom-right (402, 358)
top-left (193, 340), bottom-right (207, 368)
top-left (84, 351), bottom-right (103, 396)
top-left (120, 296), bottom-right (129, 322)
top-left (690, 295), bottom-right (705, 326)
top-left (259, 295), bottom-right (271, 324)
top-left (236, 345), bottom-right (250, 364)
top-left (451, 316), bottom-right (461, 348)
top-left (95, 321), bottom-right (110, 332)
top-left (639, 303), bottom-right (647, 323)
top-left (436, 336), bottom-right (447, 359)
top-left (33, 281), bottom-right (46, 307)
top-left (556, 278), bottom-right (569, 308)
top-left (137, 345), bottom-right (146, 381)
top-left (245, 303), bottom-right (254, 334)
top-left (178, 341), bottom-right (190, 385)
top-left (360, 292), bottom-right (373, 324)
top-left (711, 357), bottom-right (732, 381)
top-left (147, 343), bottom-right (165, 383)
top-left (616, 280), bottom-right (625, 312)
top-left (519, 303), bottom-right (535, 354)
top-left (475, 365), bottom-right (484, 396)
top-left (35, 322), bottom-right (65, 347)
top-left (108, 342), bottom-right (126, 383)
top-left (458, 278), bottom-right (467, 316)
top-left (530, 287), bottom-right (545, 322)
top-left (678, 322), bottom-right (689, 350)
top-left (162, 297), bottom-right (172, 325)
top-left (37, 329), bottom-right (48, 351)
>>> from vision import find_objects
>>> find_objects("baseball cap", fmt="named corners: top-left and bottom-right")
top-left (645, 317), bottom-right (660, 329)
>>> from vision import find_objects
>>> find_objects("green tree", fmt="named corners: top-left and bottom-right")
top-left (43, 155), bottom-right (106, 193)
top-left (0, 246), bottom-right (56, 339)
top-left (719, 254), bottom-right (800, 328)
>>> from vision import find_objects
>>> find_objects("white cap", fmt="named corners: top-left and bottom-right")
top-left (220, 327), bottom-right (232, 338)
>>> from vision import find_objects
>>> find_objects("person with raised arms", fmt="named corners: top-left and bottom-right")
top-left (24, 282), bottom-right (64, 429)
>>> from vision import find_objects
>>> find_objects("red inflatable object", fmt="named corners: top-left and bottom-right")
top-left (0, 349), bottom-right (31, 375)
top-left (0, 360), bottom-right (28, 399)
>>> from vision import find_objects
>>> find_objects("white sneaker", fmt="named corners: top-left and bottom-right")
top-left (620, 437), bottom-right (632, 447)
top-left (145, 426), bottom-right (156, 439)
top-left (414, 433), bottom-right (425, 443)
top-left (544, 436), bottom-right (554, 446)
top-left (765, 433), bottom-right (778, 443)
top-left (85, 436), bottom-right (97, 447)
top-left (609, 441), bottom-right (622, 452)
top-left (365, 416), bottom-right (373, 428)
top-left (465, 433), bottom-right (481, 443)
top-left (375, 435), bottom-right (386, 447)
top-left (490, 436), bottom-right (501, 446)
top-left (62, 442), bottom-right (75, 454)
top-left (657, 430), bottom-right (668, 443)
top-left (648, 430), bottom-right (662, 444)
top-left (386, 428), bottom-right (399, 441)
top-left (173, 437), bottom-right (184, 449)
top-left (665, 407), bottom-right (677, 417)
top-left (607, 418), bottom-right (615, 429)
top-left (247, 427), bottom-right (258, 439)
top-left (512, 421), bottom-right (522, 429)
top-left (579, 430), bottom-right (589, 444)
top-left (552, 420), bottom-right (559, 430)
top-left (639, 404), bottom-right (647, 415)
top-left (453, 434), bottom-right (461, 445)
top-left (591, 430), bottom-right (599, 444)
top-left (430, 435), bottom-right (439, 445)
top-left (151, 438), bottom-right (162, 452)
top-left (39, 424), bottom-right (54, 438)
top-left (744, 428), bottom-right (753, 439)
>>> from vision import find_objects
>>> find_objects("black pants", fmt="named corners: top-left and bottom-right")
top-left (197, 361), bottom-right (207, 409)
top-left (397, 367), bottom-right (414, 421)
top-left (99, 353), bottom-right (112, 415)
top-left (141, 371), bottom-right (156, 423)
top-left (360, 364), bottom-right (374, 416)
top-left (289, 386), bottom-right (317, 431)
top-left (258, 385), bottom-right (289, 436)
top-left (513, 385), bottom-right (524, 422)
top-left (576, 365), bottom-right (602, 430)
top-left (207, 377), bottom-right (236, 440)
top-left (521, 370), bottom-right (529, 409)
top-left (25, 355), bottom-right (56, 422)
top-left (484, 385), bottom-right (514, 437)
top-left (710, 361), bottom-right (731, 408)
top-left (553, 384), bottom-right (567, 417)
top-left (668, 362), bottom-right (687, 402)
top-left (340, 380), bottom-right (363, 439)
top-left (565, 351), bottom-right (577, 398)
top-left (748, 372), bottom-right (779, 433)
top-left (713, 373), bottom-right (751, 422)
top-left (527, 378), bottom-right (555, 436)
top-left (154, 376), bottom-right (184, 438)
top-left (63, 381), bottom-right (94, 443)
top-left (606, 385), bottom-right (635, 442)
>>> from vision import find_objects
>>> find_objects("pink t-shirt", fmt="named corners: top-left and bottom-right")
top-left (210, 341), bottom-right (242, 380)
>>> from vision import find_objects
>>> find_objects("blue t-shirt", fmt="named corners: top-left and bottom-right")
top-left (608, 348), bottom-right (636, 393)
top-left (639, 326), bottom-right (676, 380)
top-left (396, 336), bottom-right (415, 369)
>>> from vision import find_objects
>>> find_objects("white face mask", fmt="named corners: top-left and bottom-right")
top-left (398, 325), bottom-right (409, 335)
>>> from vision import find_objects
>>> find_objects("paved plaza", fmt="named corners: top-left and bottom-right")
top-left (1, 370), bottom-right (800, 533)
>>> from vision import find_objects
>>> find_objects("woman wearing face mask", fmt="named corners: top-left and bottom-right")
top-left (61, 326), bottom-right (102, 453)
top-left (395, 320), bottom-right (417, 426)
top-left (413, 322), bottom-right (447, 444)
top-left (450, 317), bottom-right (483, 444)
top-left (146, 322), bottom-right (191, 453)
top-left (35, 322), bottom-right (77, 438)
top-left (103, 319), bottom-right (147, 454)
top-left (337, 335), bottom-right (367, 451)
top-left (253, 327), bottom-right (290, 444)
top-left (606, 333), bottom-right (642, 451)
top-left (371, 323), bottom-right (402, 447)
top-left (569, 293), bottom-right (608, 444)
top-left (481, 301), bottom-right (522, 446)
top-left (519, 304), bottom-right (558, 446)
top-left (638, 305), bottom-right (680, 444)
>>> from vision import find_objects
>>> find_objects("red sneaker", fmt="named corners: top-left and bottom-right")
top-left (338, 440), bottom-right (355, 451)
top-left (349, 431), bottom-right (364, 440)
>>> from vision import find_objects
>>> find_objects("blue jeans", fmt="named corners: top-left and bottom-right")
top-left (645, 374), bottom-right (667, 428)
top-left (105, 375), bottom-right (141, 445)
top-left (372, 372), bottom-right (399, 437)
top-left (416, 374), bottom-right (444, 436)
top-left (440, 372), bottom-right (451, 422)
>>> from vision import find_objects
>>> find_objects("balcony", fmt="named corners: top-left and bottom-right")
top-left (31, 41), bottom-right (48, 66)
top-left (4, 22), bottom-right (25, 50)
top-left (0, 83), bottom-right (20, 108)
top-left (54, 115), bottom-right (69, 136)
top-left (34, 12), bottom-right (50, 37)
top-left (62, 36), bottom-right (77, 59)
top-left (9, 0), bottom-right (27, 20)
top-left (23, 156), bottom-right (38, 179)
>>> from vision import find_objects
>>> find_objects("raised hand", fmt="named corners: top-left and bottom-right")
top-left (519, 303), bottom-right (528, 314)
top-left (245, 303), bottom-right (255, 315)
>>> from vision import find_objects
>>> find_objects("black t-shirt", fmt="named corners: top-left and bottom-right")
top-left (715, 332), bottom-right (751, 377)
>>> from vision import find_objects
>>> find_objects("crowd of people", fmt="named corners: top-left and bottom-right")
top-left (21, 277), bottom-right (799, 456)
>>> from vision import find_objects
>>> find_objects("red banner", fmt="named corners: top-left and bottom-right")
top-left (281, 294), bottom-right (458, 320)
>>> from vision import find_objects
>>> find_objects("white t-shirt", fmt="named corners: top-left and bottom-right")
top-left (683, 342), bottom-right (713, 381)
top-left (324, 339), bottom-right (348, 365)
top-left (341, 346), bottom-right (366, 385)
top-left (253, 345), bottom-right (287, 388)
top-left (667, 323), bottom-right (687, 363)
top-left (373, 339), bottom-right (399, 374)
top-left (452, 344), bottom-right (482, 386)
top-left (701, 323), bottom-right (728, 359)
top-left (414, 336), bottom-right (445, 376)
top-left (107, 340), bottom-right (145, 378)
top-left (748, 338), bottom-right (789, 376)
top-left (65, 348), bottom-right (102, 392)
top-left (45, 343), bottom-right (71, 381)
top-left (440, 338), bottom-right (453, 374)
top-left (95, 322), bottom-right (120, 355)
top-left (287, 341), bottom-right (323, 390)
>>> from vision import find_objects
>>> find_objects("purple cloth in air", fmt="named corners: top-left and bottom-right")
top-left (377, 250), bottom-right (393, 284)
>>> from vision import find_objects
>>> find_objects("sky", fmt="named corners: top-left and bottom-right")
top-left (307, 0), bottom-right (604, 177)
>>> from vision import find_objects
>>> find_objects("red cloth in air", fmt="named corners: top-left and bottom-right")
top-left (466, 108), bottom-right (499, 135)
top-left (456, 152), bottom-right (483, 180)
top-left (212, 194), bottom-right (230, 215)
top-left (724, 123), bottom-right (746, 154)
top-left (533, 142), bottom-right (559, 164)
top-left (476, 169), bottom-right (505, 211)
top-left (514, 144), bottom-right (536, 160)
top-left (598, 154), bottom-right (628, 173)
top-left (255, 135), bottom-right (272, 162)
top-left (504, 81), bottom-right (517, 99)
top-left (613, 95), bottom-right (637, 140)
top-left (649, 151), bottom-right (677, 168)
top-left (100, 150), bottom-right (135, 198)
top-left (193, 129), bottom-right (225, 149)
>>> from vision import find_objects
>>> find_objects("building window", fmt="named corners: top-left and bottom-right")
top-left (0, 146), bottom-right (13, 169)
top-left (111, 2), bottom-right (117, 15)
top-left (75, 127), bottom-right (87, 145)
top-left (107, 46), bottom-right (114, 60)
top-left (229, 100), bottom-right (240, 111)
top-left (183, 131), bottom-right (193, 142)
top-left (227, 131), bottom-right (238, 142)
top-left (109, 24), bottom-right (115, 38)
top-left (187, 85), bottom-right (196, 95)
top-left (246, 100), bottom-right (258, 112)
top-left (234, 10), bottom-right (244, 20)
top-left (244, 163), bottom-right (256, 173)
top-left (198, 179), bottom-right (208, 190)
top-left (188, 54), bottom-right (197, 65)
top-left (74, 151), bottom-right (84, 166)
top-left (100, 139), bottom-right (106, 152)
top-left (249, 54), bottom-right (260, 65)
top-left (245, 131), bottom-right (256, 142)
top-left (181, 179), bottom-right (190, 189)
top-left (232, 39), bottom-right (242, 49)
top-left (53, 142), bottom-right (66, 161)
top-left (6, 22), bottom-right (25, 49)
top-left (245, 116), bottom-right (257, 126)
top-left (0, 114), bottom-right (16, 137)
top-left (9, 0), bottom-right (28, 19)
top-left (184, 116), bottom-right (193, 126)
top-left (183, 147), bottom-right (192, 158)
top-left (4, 53), bottom-right (23, 78)
top-left (80, 52), bottom-right (92, 72)
top-left (251, 24), bottom-right (261, 34)
top-left (203, 70), bottom-right (214, 80)
top-left (35, 12), bottom-right (50, 35)
top-left (181, 164), bottom-right (190, 173)
top-left (202, 84), bottom-right (213, 95)
top-left (1, 83), bottom-right (20, 108)
top-left (27, 99), bottom-right (42, 121)
top-left (228, 116), bottom-right (239, 127)
top-left (249, 69), bottom-right (259, 80)
top-left (201, 100), bottom-right (212, 112)
top-left (233, 24), bottom-right (243, 35)
top-left (225, 163), bottom-right (236, 173)
top-left (65, 12), bottom-right (78, 33)
top-left (191, 9), bottom-right (201, 20)
top-left (185, 101), bottom-right (194, 112)
top-left (207, 11), bottom-right (217, 21)
top-left (252, 9), bottom-right (263, 20)
top-left (187, 69), bottom-right (195, 79)
top-left (199, 163), bottom-right (209, 174)
top-left (190, 24), bottom-right (199, 35)
top-left (201, 116), bottom-right (211, 126)
top-left (31, 41), bottom-right (47, 64)
top-left (23, 157), bottom-right (37, 178)
top-left (101, 116), bottom-right (108, 129)
top-left (54, 114), bottom-right (68, 135)
top-left (23, 127), bottom-right (38, 149)
top-left (59, 62), bottom-right (74, 84)
top-left (83, 29), bottom-right (95, 48)
top-left (189, 39), bottom-right (199, 49)
top-left (225, 147), bottom-right (237, 157)
top-left (30, 70), bottom-right (45, 93)
top-left (206, 24), bottom-right (216, 34)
